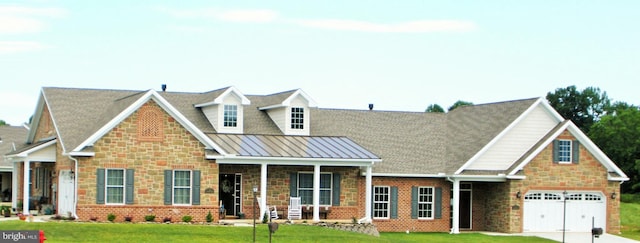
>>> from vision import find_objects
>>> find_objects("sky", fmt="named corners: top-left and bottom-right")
top-left (1, 1), bottom-right (638, 125)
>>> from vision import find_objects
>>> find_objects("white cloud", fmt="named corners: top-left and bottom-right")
top-left (0, 41), bottom-right (47, 54)
top-left (158, 7), bottom-right (278, 23)
top-left (296, 19), bottom-right (477, 33)
top-left (0, 6), bottom-right (66, 34)
top-left (167, 24), bottom-right (208, 33)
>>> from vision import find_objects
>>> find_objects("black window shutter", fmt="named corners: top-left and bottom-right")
top-left (192, 170), bottom-right (201, 205)
top-left (552, 140), bottom-right (560, 163)
top-left (96, 168), bottom-right (105, 204)
top-left (164, 170), bottom-right (172, 205)
top-left (435, 187), bottom-right (442, 219)
top-left (411, 186), bottom-right (418, 219)
top-left (332, 173), bottom-right (341, 206)
top-left (125, 169), bottom-right (134, 205)
top-left (572, 140), bottom-right (580, 164)
top-left (390, 186), bottom-right (398, 219)
top-left (290, 172), bottom-right (298, 197)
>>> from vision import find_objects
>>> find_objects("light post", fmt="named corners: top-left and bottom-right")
top-left (562, 190), bottom-right (568, 243)
top-left (253, 185), bottom-right (258, 243)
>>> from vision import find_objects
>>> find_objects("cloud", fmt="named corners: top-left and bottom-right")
top-left (296, 19), bottom-right (477, 33)
top-left (158, 7), bottom-right (278, 23)
top-left (0, 5), bottom-right (66, 34)
top-left (0, 41), bottom-right (47, 54)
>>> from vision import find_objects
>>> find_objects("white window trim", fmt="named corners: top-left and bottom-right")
top-left (223, 104), bottom-right (238, 128)
top-left (558, 139), bottom-right (572, 164)
top-left (290, 107), bottom-right (304, 130)
top-left (373, 186), bottom-right (390, 219)
top-left (173, 170), bottom-right (192, 205)
top-left (298, 172), bottom-right (332, 206)
top-left (105, 168), bottom-right (125, 205)
top-left (418, 186), bottom-right (434, 220)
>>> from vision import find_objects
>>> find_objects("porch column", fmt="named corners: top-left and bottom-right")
top-left (22, 160), bottom-right (30, 214)
top-left (364, 165), bottom-right (372, 223)
top-left (11, 161), bottom-right (18, 210)
top-left (312, 164), bottom-right (320, 222)
top-left (260, 163), bottom-right (267, 219)
top-left (451, 178), bottom-right (461, 234)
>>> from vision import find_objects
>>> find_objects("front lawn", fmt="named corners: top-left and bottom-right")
top-left (620, 202), bottom-right (640, 240)
top-left (0, 221), bottom-right (555, 243)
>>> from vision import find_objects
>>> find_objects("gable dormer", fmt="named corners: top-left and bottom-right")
top-left (195, 87), bottom-right (250, 134)
top-left (259, 89), bottom-right (317, 136)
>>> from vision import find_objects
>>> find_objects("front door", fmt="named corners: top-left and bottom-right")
top-left (459, 190), bottom-right (472, 229)
top-left (57, 170), bottom-right (74, 216)
top-left (219, 174), bottom-right (242, 216)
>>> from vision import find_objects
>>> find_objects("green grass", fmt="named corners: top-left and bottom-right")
top-left (621, 202), bottom-right (640, 241)
top-left (0, 221), bottom-right (556, 243)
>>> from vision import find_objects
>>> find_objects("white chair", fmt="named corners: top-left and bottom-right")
top-left (288, 197), bottom-right (302, 220)
top-left (270, 206), bottom-right (279, 219)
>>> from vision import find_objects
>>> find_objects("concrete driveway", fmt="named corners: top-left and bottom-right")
top-left (520, 232), bottom-right (639, 243)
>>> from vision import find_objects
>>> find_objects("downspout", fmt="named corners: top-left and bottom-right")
top-left (68, 155), bottom-right (79, 219)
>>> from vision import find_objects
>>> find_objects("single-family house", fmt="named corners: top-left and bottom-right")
top-left (0, 125), bottom-right (28, 203)
top-left (5, 86), bottom-right (628, 233)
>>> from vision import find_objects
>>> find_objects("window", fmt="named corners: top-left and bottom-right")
top-left (557, 140), bottom-right (572, 163)
top-left (223, 105), bottom-right (238, 127)
top-left (418, 187), bottom-right (434, 219)
top-left (106, 169), bottom-right (125, 204)
top-left (298, 172), bottom-right (332, 205)
top-left (373, 186), bottom-right (390, 219)
top-left (173, 170), bottom-right (192, 205)
top-left (291, 107), bottom-right (304, 129)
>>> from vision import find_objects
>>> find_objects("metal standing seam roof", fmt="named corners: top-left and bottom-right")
top-left (207, 134), bottom-right (379, 160)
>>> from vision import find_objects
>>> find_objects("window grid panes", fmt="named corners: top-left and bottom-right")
top-left (373, 186), bottom-right (390, 219)
top-left (223, 105), bottom-right (238, 127)
top-left (418, 187), bottom-right (434, 219)
top-left (173, 170), bottom-right (192, 205)
top-left (106, 169), bottom-right (124, 204)
top-left (298, 173), bottom-right (332, 205)
top-left (558, 140), bottom-right (572, 162)
top-left (291, 107), bottom-right (304, 129)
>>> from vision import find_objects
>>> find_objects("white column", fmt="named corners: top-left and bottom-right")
top-left (260, 163), bottom-right (268, 219)
top-left (22, 160), bottom-right (30, 214)
top-left (451, 178), bottom-right (460, 234)
top-left (11, 161), bottom-right (18, 210)
top-left (312, 164), bottom-right (320, 222)
top-left (364, 165), bottom-right (372, 223)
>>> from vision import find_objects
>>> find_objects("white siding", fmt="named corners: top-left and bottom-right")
top-left (265, 96), bottom-right (311, 136)
top-left (266, 107), bottom-right (286, 133)
top-left (201, 95), bottom-right (244, 134)
top-left (466, 105), bottom-right (559, 170)
top-left (202, 105), bottom-right (220, 131)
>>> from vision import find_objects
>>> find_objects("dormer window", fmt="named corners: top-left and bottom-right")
top-left (291, 107), bottom-right (304, 129)
top-left (223, 105), bottom-right (238, 127)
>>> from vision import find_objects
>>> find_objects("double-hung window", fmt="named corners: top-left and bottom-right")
top-left (557, 140), bottom-right (572, 163)
top-left (223, 105), bottom-right (238, 127)
top-left (373, 186), bottom-right (390, 219)
top-left (418, 187), bottom-right (434, 219)
top-left (298, 172), bottom-right (332, 205)
top-left (106, 169), bottom-right (125, 204)
top-left (291, 107), bottom-right (304, 129)
top-left (173, 170), bottom-right (192, 205)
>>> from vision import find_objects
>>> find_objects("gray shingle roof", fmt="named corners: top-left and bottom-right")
top-left (36, 87), bottom-right (537, 175)
top-left (0, 126), bottom-right (28, 167)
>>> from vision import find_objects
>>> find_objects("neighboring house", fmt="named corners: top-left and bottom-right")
top-left (0, 125), bottom-right (28, 202)
top-left (4, 86), bottom-right (628, 234)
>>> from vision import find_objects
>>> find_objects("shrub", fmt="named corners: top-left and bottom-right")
top-left (206, 211), bottom-right (213, 223)
top-left (107, 213), bottom-right (116, 222)
top-left (145, 215), bottom-right (156, 222)
top-left (262, 212), bottom-right (268, 223)
top-left (182, 215), bottom-right (192, 223)
top-left (621, 193), bottom-right (640, 203)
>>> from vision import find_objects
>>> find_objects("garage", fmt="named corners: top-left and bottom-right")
top-left (523, 191), bottom-right (606, 232)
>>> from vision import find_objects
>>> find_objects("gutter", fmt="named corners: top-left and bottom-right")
top-left (68, 155), bottom-right (79, 219)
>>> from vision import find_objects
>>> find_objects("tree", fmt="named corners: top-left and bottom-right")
top-left (448, 100), bottom-right (473, 111)
top-left (0, 120), bottom-right (7, 126)
top-left (546, 85), bottom-right (610, 133)
top-left (589, 104), bottom-right (640, 193)
top-left (425, 104), bottom-right (445, 113)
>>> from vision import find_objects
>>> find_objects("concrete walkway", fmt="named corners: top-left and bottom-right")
top-left (519, 232), bottom-right (639, 243)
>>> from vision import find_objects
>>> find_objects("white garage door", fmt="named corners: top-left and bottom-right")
top-left (523, 191), bottom-right (606, 232)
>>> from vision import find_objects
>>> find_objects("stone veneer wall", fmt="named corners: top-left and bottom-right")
top-left (365, 177), bottom-right (452, 232)
top-left (220, 165), bottom-right (361, 220)
top-left (493, 130), bottom-right (621, 233)
top-left (75, 101), bottom-right (220, 223)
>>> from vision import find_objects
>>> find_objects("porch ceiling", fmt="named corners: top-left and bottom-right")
top-left (207, 134), bottom-right (379, 160)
